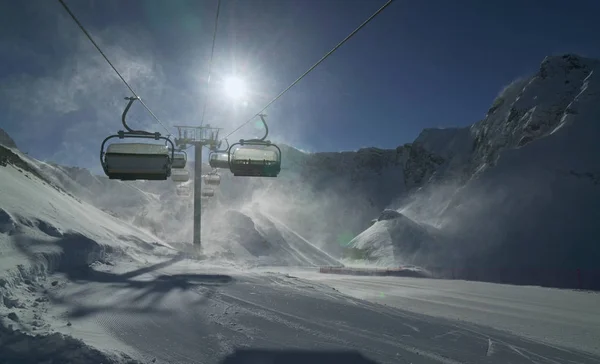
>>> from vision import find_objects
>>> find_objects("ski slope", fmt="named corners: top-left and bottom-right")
top-left (34, 258), bottom-right (600, 364)
top-left (2, 144), bottom-right (600, 363)
top-left (291, 269), bottom-right (600, 357)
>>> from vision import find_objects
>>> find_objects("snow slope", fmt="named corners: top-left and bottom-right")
top-left (291, 269), bottom-right (600, 357)
top-left (346, 54), bottom-right (600, 289)
top-left (433, 59), bottom-right (600, 288)
top-left (42, 259), bottom-right (600, 363)
top-left (28, 159), bottom-right (193, 240)
top-left (199, 208), bottom-right (341, 267)
top-left (0, 144), bottom-right (179, 362)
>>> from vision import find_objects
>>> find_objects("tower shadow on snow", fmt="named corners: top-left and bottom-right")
top-left (14, 232), bottom-right (234, 320)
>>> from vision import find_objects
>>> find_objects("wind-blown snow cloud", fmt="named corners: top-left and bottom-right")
top-left (0, 1), bottom-right (192, 171)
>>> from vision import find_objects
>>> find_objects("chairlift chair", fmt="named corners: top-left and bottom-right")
top-left (176, 185), bottom-right (191, 197)
top-left (100, 97), bottom-right (175, 181)
top-left (201, 188), bottom-right (215, 198)
top-left (228, 143), bottom-right (281, 177)
top-left (208, 138), bottom-right (231, 169)
top-left (172, 150), bottom-right (187, 169)
top-left (171, 169), bottom-right (190, 183)
top-left (228, 114), bottom-right (281, 177)
top-left (209, 152), bottom-right (230, 169)
top-left (203, 172), bottom-right (221, 186)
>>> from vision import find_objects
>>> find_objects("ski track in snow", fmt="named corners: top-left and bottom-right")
top-left (290, 270), bottom-right (600, 357)
top-left (37, 256), bottom-right (600, 364)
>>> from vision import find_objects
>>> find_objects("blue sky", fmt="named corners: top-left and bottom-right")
top-left (1, 0), bottom-right (599, 171)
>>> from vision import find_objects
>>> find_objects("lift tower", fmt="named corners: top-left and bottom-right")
top-left (173, 125), bottom-right (221, 249)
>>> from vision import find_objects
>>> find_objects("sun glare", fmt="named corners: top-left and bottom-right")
top-left (223, 75), bottom-right (246, 100)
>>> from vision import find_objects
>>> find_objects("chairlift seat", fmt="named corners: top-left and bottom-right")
top-left (172, 152), bottom-right (187, 169)
top-left (171, 169), bottom-right (190, 183)
top-left (201, 188), bottom-right (215, 198)
top-left (104, 143), bottom-right (171, 180)
top-left (176, 185), bottom-right (191, 197)
top-left (229, 145), bottom-right (281, 177)
top-left (204, 174), bottom-right (221, 186)
top-left (209, 152), bottom-right (230, 169)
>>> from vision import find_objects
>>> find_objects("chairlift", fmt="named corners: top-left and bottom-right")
top-left (171, 169), bottom-right (190, 183)
top-left (228, 114), bottom-right (281, 177)
top-left (172, 150), bottom-right (187, 169)
top-left (176, 184), bottom-right (191, 197)
top-left (203, 172), bottom-right (221, 186)
top-left (209, 138), bottom-right (231, 169)
top-left (201, 188), bottom-right (215, 198)
top-left (100, 97), bottom-right (174, 180)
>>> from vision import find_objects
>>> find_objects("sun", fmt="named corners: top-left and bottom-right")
top-left (222, 75), bottom-right (246, 100)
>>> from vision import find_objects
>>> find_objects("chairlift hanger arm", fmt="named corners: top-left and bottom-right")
top-left (240, 114), bottom-right (269, 144)
top-left (257, 114), bottom-right (268, 141)
top-left (122, 97), bottom-right (153, 135)
top-left (212, 138), bottom-right (230, 153)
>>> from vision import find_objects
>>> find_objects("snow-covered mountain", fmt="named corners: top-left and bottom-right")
top-left (433, 55), bottom-right (600, 289)
top-left (346, 54), bottom-right (600, 289)
top-left (0, 128), bottom-right (17, 149)
top-left (0, 141), bottom-right (340, 266)
top-left (344, 209), bottom-right (442, 268)
top-left (238, 54), bottom-right (600, 289)
top-left (0, 142), bottom-right (175, 362)
top-left (2, 53), bottom-right (598, 290)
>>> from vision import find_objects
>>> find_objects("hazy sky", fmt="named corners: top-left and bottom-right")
top-left (1, 0), bottom-right (599, 171)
